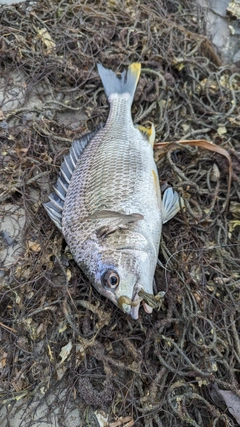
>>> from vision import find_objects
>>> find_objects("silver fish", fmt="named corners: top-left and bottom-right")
top-left (44, 63), bottom-right (180, 319)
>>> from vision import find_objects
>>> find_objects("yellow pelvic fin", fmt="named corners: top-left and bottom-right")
top-left (137, 122), bottom-right (155, 147)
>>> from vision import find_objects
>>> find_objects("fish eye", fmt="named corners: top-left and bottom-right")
top-left (102, 270), bottom-right (120, 289)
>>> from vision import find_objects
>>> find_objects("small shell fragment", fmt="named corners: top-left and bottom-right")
top-left (210, 164), bottom-right (220, 182)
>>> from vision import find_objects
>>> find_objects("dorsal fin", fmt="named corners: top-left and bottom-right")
top-left (43, 126), bottom-right (102, 230)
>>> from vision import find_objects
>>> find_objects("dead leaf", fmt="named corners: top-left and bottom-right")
top-left (229, 115), bottom-right (240, 126)
top-left (109, 416), bottom-right (135, 427)
top-left (106, 0), bottom-right (119, 8)
top-left (0, 351), bottom-right (8, 369)
top-left (172, 58), bottom-right (185, 71)
top-left (94, 410), bottom-right (109, 427)
top-left (26, 240), bottom-right (41, 252)
top-left (182, 123), bottom-right (190, 132)
top-left (15, 266), bottom-right (32, 280)
top-left (59, 340), bottom-right (72, 363)
top-left (58, 322), bottom-right (68, 333)
top-left (217, 126), bottom-right (227, 135)
top-left (56, 364), bottom-right (67, 381)
top-left (228, 220), bottom-right (240, 234)
top-left (47, 344), bottom-right (54, 363)
top-left (210, 163), bottom-right (220, 182)
top-left (230, 202), bottom-right (240, 219)
top-left (77, 300), bottom-right (111, 329)
top-left (66, 269), bottom-right (71, 283)
top-left (37, 28), bottom-right (56, 54)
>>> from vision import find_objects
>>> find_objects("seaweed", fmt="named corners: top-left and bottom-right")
top-left (0, 0), bottom-right (240, 426)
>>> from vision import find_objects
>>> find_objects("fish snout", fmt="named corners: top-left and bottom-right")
top-left (117, 283), bottom-right (155, 319)
top-left (117, 284), bottom-right (143, 319)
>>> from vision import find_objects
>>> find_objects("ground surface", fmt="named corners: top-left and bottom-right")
top-left (0, 1), bottom-right (240, 426)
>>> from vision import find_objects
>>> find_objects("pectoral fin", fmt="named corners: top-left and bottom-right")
top-left (87, 210), bottom-right (144, 238)
top-left (162, 187), bottom-right (183, 224)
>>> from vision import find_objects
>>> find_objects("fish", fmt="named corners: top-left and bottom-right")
top-left (44, 63), bottom-right (181, 319)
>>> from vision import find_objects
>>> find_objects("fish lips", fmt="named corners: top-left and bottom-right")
top-left (117, 284), bottom-right (153, 320)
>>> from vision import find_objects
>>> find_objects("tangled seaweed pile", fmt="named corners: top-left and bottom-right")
top-left (0, 0), bottom-right (240, 426)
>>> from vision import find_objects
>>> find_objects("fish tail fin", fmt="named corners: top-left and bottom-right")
top-left (162, 187), bottom-right (183, 224)
top-left (97, 63), bottom-right (141, 103)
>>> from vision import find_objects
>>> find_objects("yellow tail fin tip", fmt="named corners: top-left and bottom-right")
top-left (129, 63), bottom-right (141, 79)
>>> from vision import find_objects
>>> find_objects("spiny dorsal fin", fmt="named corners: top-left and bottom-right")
top-left (43, 126), bottom-right (102, 230)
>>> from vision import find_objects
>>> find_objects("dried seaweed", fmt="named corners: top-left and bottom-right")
top-left (0, 0), bottom-right (240, 426)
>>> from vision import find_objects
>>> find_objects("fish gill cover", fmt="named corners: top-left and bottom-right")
top-left (0, 0), bottom-right (240, 426)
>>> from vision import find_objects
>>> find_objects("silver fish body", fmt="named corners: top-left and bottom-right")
top-left (44, 63), bottom-right (180, 319)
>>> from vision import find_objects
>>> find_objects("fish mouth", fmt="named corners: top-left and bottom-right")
top-left (117, 284), bottom-right (153, 320)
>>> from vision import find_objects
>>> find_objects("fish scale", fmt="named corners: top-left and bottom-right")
top-left (44, 63), bottom-right (180, 319)
top-left (63, 119), bottom-right (160, 250)
top-left (64, 128), bottom-right (156, 216)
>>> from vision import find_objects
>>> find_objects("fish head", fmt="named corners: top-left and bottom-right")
top-left (91, 248), bottom-right (154, 320)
